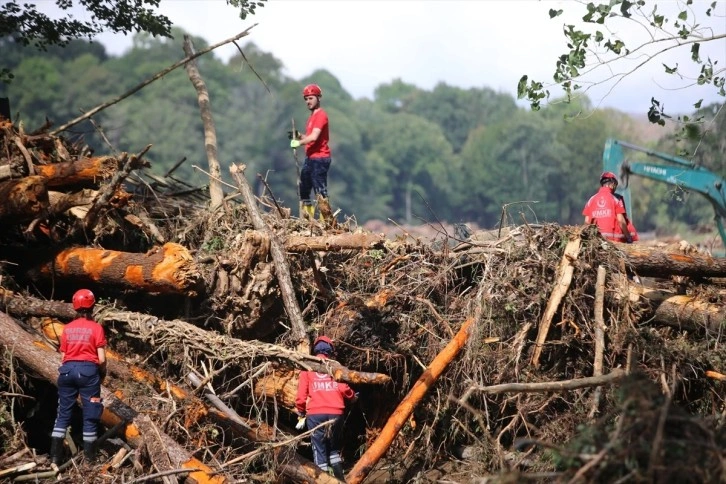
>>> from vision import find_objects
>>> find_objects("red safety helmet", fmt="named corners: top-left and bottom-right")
top-left (312, 335), bottom-right (335, 355)
top-left (600, 171), bottom-right (618, 184)
top-left (302, 84), bottom-right (322, 98)
top-left (72, 289), bottom-right (96, 310)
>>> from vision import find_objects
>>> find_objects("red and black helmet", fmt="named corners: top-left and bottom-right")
top-left (600, 171), bottom-right (618, 185)
top-left (72, 289), bottom-right (96, 310)
top-left (302, 84), bottom-right (322, 98)
top-left (312, 335), bottom-right (334, 355)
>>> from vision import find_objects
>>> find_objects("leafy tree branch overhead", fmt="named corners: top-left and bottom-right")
top-left (0, 0), bottom-right (265, 83)
top-left (518, 0), bottom-right (725, 125)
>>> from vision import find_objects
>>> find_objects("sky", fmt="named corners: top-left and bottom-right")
top-left (44, 1), bottom-right (726, 115)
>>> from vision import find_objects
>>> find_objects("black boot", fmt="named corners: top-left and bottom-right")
top-left (331, 462), bottom-right (345, 481)
top-left (49, 437), bottom-right (64, 465)
top-left (83, 441), bottom-right (97, 462)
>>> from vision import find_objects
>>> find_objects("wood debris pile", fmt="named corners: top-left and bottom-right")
top-left (0, 122), bottom-right (725, 483)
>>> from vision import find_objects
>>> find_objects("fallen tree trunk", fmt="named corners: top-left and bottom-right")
top-left (32, 243), bottom-right (203, 296)
top-left (34, 156), bottom-right (123, 187)
top-left (0, 175), bottom-right (49, 223)
top-left (230, 163), bottom-right (308, 350)
top-left (0, 289), bottom-right (391, 385)
top-left (284, 232), bottom-right (385, 252)
top-left (0, 312), bottom-right (226, 484)
top-left (627, 283), bottom-right (726, 334)
top-left (346, 317), bottom-right (475, 484)
top-left (619, 244), bottom-right (726, 278)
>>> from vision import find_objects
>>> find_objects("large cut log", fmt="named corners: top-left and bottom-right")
top-left (0, 312), bottom-right (226, 484)
top-left (0, 175), bottom-right (49, 223)
top-left (32, 243), bottom-right (203, 296)
top-left (34, 156), bottom-right (123, 187)
top-left (626, 283), bottom-right (726, 334)
top-left (618, 244), bottom-right (726, 278)
top-left (0, 289), bottom-right (391, 385)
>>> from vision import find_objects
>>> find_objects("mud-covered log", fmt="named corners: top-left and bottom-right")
top-left (0, 312), bottom-right (226, 484)
top-left (284, 233), bottom-right (385, 252)
top-left (33, 156), bottom-right (123, 187)
top-left (0, 175), bottom-right (49, 222)
top-left (33, 243), bottom-right (203, 296)
top-left (619, 244), bottom-right (726, 278)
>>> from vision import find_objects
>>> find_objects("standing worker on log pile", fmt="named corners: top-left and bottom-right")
top-left (50, 289), bottom-right (107, 466)
top-left (295, 336), bottom-right (358, 480)
top-left (289, 83), bottom-right (333, 221)
top-left (583, 171), bottom-right (638, 243)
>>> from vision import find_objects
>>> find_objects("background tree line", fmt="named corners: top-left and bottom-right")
top-left (1, 31), bottom-right (723, 236)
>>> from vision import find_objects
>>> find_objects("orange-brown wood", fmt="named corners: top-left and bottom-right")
top-left (34, 156), bottom-right (121, 187)
top-left (347, 317), bottom-right (475, 484)
top-left (37, 243), bottom-right (202, 295)
top-left (0, 175), bottom-right (49, 222)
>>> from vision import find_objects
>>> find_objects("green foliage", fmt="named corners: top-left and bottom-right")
top-left (4, 29), bottom-right (722, 239)
top-left (519, 1), bottom-right (725, 124)
top-left (0, 0), bottom-right (173, 51)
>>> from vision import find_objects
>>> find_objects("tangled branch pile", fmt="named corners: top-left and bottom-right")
top-left (0, 121), bottom-right (724, 483)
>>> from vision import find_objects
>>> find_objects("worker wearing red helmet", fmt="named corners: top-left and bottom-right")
top-left (583, 172), bottom-right (635, 243)
top-left (290, 84), bottom-right (333, 220)
top-left (50, 289), bottom-right (107, 465)
top-left (295, 336), bottom-right (357, 479)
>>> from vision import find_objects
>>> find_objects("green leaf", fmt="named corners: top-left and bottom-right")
top-left (549, 9), bottom-right (563, 18)
top-left (693, 99), bottom-right (703, 109)
top-left (663, 63), bottom-right (678, 74)
top-left (677, 10), bottom-right (688, 21)
top-left (691, 43), bottom-right (701, 62)
top-left (517, 75), bottom-right (528, 98)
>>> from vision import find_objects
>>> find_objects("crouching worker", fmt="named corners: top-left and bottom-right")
top-left (295, 336), bottom-right (357, 479)
top-left (50, 289), bottom-right (107, 465)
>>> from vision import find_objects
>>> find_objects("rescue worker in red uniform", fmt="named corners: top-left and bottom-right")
top-left (50, 289), bottom-right (107, 465)
top-left (583, 172), bottom-right (635, 243)
top-left (290, 84), bottom-right (332, 220)
top-left (295, 336), bottom-right (357, 479)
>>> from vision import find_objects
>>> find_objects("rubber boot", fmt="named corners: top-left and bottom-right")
top-left (49, 437), bottom-right (64, 465)
top-left (331, 462), bottom-right (345, 481)
top-left (303, 204), bottom-right (315, 221)
top-left (83, 440), bottom-right (97, 462)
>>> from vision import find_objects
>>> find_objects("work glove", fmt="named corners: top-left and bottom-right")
top-left (295, 414), bottom-right (306, 430)
top-left (290, 139), bottom-right (301, 149)
top-left (287, 130), bottom-right (301, 140)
